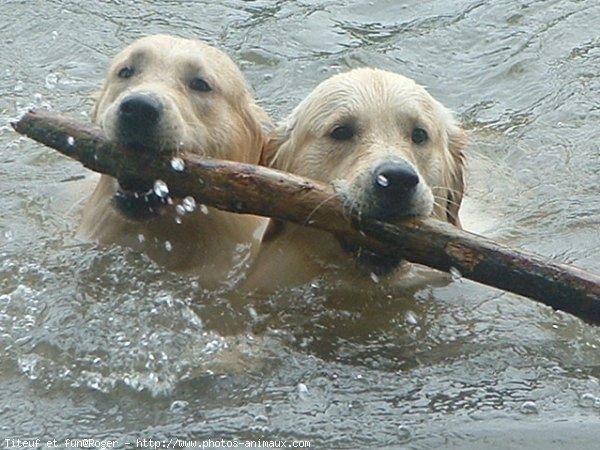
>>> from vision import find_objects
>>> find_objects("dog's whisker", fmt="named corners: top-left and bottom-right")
top-left (432, 197), bottom-right (461, 214)
top-left (302, 192), bottom-right (341, 226)
top-left (433, 195), bottom-right (462, 209)
top-left (430, 185), bottom-right (463, 196)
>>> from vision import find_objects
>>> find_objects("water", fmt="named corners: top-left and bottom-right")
top-left (1, 0), bottom-right (599, 448)
top-left (153, 180), bottom-right (170, 198)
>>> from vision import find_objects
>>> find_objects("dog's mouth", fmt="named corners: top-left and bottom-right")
top-left (112, 177), bottom-right (170, 221)
top-left (336, 235), bottom-right (404, 277)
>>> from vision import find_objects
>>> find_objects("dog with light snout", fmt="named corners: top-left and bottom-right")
top-left (245, 68), bottom-right (467, 290)
top-left (78, 35), bottom-right (268, 285)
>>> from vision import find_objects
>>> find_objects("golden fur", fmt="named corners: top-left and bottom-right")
top-left (246, 68), bottom-right (467, 290)
top-left (78, 35), bottom-right (268, 285)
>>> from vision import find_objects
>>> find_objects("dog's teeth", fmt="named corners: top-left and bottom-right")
top-left (153, 179), bottom-right (170, 198)
top-left (376, 174), bottom-right (390, 187)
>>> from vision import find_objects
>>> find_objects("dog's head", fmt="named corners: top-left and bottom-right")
top-left (264, 68), bottom-right (467, 227)
top-left (92, 34), bottom-right (268, 219)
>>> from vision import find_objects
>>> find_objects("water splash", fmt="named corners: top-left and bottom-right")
top-left (519, 400), bottom-right (538, 415)
top-left (297, 382), bottom-right (309, 399)
top-left (580, 393), bottom-right (597, 408)
top-left (405, 310), bottom-right (419, 325)
top-left (449, 266), bottom-right (463, 282)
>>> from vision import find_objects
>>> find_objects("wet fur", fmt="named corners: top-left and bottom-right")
top-left (78, 35), bottom-right (269, 285)
top-left (247, 68), bottom-right (467, 290)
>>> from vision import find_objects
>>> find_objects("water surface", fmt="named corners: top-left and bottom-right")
top-left (1, 1), bottom-right (599, 448)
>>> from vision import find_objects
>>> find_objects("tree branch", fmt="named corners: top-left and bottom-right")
top-left (12, 109), bottom-right (600, 324)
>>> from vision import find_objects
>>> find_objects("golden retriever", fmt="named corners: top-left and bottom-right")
top-left (78, 34), bottom-right (268, 285)
top-left (245, 68), bottom-right (467, 290)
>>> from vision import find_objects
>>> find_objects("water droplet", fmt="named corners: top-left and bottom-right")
top-left (519, 400), bottom-right (538, 415)
top-left (449, 266), bottom-right (462, 281)
top-left (376, 174), bottom-right (389, 187)
top-left (405, 310), bottom-right (419, 325)
top-left (297, 382), bottom-right (309, 399)
top-left (199, 204), bottom-right (209, 215)
top-left (370, 272), bottom-right (380, 283)
top-left (175, 205), bottom-right (186, 215)
top-left (248, 306), bottom-right (259, 322)
top-left (397, 425), bottom-right (411, 441)
top-left (67, 136), bottom-right (75, 146)
top-left (153, 180), bottom-right (169, 198)
top-left (183, 196), bottom-right (196, 213)
top-left (137, 234), bottom-right (145, 243)
top-left (170, 157), bottom-right (185, 172)
top-left (175, 217), bottom-right (182, 224)
top-left (164, 241), bottom-right (173, 252)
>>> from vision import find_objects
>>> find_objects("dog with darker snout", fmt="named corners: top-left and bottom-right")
top-left (78, 35), bottom-right (269, 285)
top-left (245, 68), bottom-right (467, 290)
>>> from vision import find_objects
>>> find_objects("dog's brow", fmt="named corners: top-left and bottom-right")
top-left (117, 48), bottom-right (148, 69)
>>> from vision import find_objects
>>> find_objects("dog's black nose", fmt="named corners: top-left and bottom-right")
top-left (373, 162), bottom-right (419, 196)
top-left (117, 93), bottom-right (163, 149)
top-left (119, 93), bottom-right (163, 126)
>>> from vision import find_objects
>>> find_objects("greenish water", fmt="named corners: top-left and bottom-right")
top-left (1, 1), bottom-right (598, 448)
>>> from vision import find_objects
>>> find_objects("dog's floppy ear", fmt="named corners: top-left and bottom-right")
top-left (259, 114), bottom-right (297, 170)
top-left (445, 126), bottom-right (468, 228)
top-left (259, 133), bottom-right (278, 167)
top-left (258, 118), bottom-right (297, 242)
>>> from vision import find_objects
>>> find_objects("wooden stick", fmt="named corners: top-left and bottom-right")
top-left (12, 109), bottom-right (600, 324)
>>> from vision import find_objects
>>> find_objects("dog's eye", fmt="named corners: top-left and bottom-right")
top-left (411, 127), bottom-right (428, 145)
top-left (330, 125), bottom-right (355, 141)
top-left (189, 77), bottom-right (212, 92)
top-left (117, 65), bottom-right (135, 79)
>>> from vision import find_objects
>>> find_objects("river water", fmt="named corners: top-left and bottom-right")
top-left (1, 1), bottom-right (599, 448)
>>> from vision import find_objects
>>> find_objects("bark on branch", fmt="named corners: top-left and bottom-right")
top-left (12, 109), bottom-right (600, 324)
